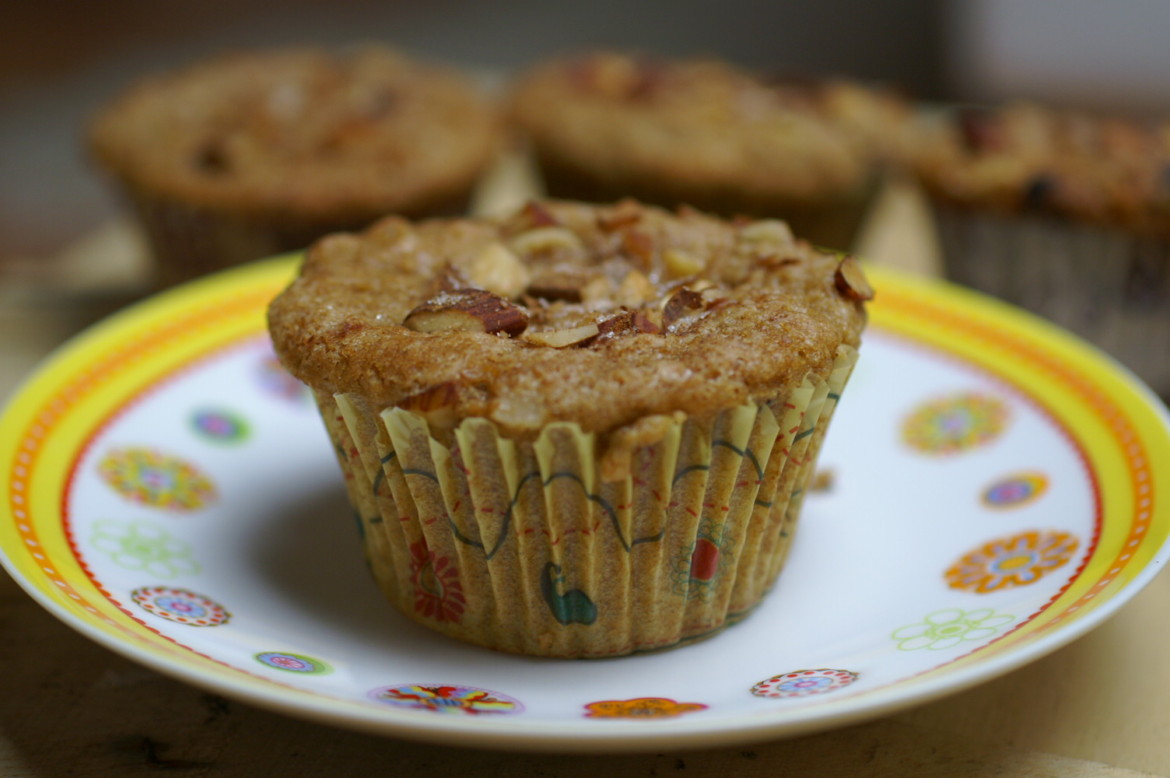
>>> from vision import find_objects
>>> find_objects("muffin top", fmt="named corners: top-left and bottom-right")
top-left (509, 51), bottom-right (908, 203)
top-left (908, 101), bottom-right (1170, 234)
top-left (268, 199), bottom-right (869, 443)
top-left (88, 46), bottom-right (501, 223)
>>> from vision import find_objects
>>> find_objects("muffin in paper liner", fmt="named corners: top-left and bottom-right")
top-left (509, 51), bottom-right (908, 253)
top-left (906, 101), bottom-right (1170, 398)
top-left (87, 45), bottom-right (500, 289)
top-left (314, 345), bottom-right (857, 658)
top-left (268, 198), bottom-right (870, 657)
top-left (931, 207), bottom-right (1170, 398)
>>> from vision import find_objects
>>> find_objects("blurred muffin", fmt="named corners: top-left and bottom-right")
top-left (88, 45), bottom-right (502, 288)
top-left (509, 51), bottom-right (908, 251)
top-left (908, 101), bottom-right (1170, 396)
top-left (268, 198), bottom-right (869, 657)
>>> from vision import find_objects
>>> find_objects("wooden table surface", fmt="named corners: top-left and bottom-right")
top-left (1, 175), bottom-right (1168, 777)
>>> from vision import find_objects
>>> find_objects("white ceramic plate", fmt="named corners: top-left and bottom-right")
top-left (2, 258), bottom-right (1168, 752)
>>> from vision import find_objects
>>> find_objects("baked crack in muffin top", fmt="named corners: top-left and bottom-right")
top-left (268, 199), bottom-right (870, 444)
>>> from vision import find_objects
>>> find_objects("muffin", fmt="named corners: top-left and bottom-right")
top-left (267, 198), bottom-right (869, 657)
top-left (88, 45), bottom-right (501, 288)
top-left (509, 51), bottom-right (908, 252)
top-left (907, 101), bottom-right (1170, 397)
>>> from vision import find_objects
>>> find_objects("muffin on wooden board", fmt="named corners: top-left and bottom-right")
top-left (907, 100), bottom-right (1170, 397)
top-left (88, 45), bottom-right (502, 288)
top-left (509, 51), bottom-right (908, 252)
top-left (268, 198), bottom-right (870, 658)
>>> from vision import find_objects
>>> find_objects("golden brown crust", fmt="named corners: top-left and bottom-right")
top-left (88, 45), bottom-right (501, 225)
top-left (508, 51), bottom-right (907, 210)
top-left (907, 101), bottom-right (1170, 235)
top-left (268, 199), bottom-right (868, 439)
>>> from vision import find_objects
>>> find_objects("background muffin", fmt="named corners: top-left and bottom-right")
top-left (509, 51), bottom-right (908, 252)
top-left (908, 101), bottom-right (1170, 397)
top-left (268, 198), bottom-right (869, 657)
top-left (88, 45), bottom-right (502, 288)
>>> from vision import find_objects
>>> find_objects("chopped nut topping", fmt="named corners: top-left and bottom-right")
top-left (596, 199), bottom-right (644, 231)
top-left (597, 310), bottom-right (662, 337)
top-left (663, 247), bottom-right (705, 278)
top-left (615, 269), bottom-right (657, 307)
top-left (662, 287), bottom-right (705, 328)
top-left (523, 323), bottom-right (600, 348)
top-left (739, 219), bottom-right (796, 246)
top-left (468, 241), bottom-right (530, 298)
top-left (525, 269), bottom-right (595, 302)
top-left (509, 226), bottom-right (584, 256)
top-left (834, 256), bottom-right (874, 302)
top-left (620, 229), bottom-right (655, 266)
top-left (403, 289), bottom-right (529, 336)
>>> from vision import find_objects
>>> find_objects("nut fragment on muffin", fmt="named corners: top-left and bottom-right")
top-left (268, 198), bottom-right (870, 657)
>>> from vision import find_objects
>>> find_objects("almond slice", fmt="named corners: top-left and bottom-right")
top-left (403, 290), bottom-right (529, 336)
top-left (468, 241), bottom-right (530, 298)
top-left (834, 256), bottom-right (874, 302)
top-left (523, 323), bottom-right (600, 348)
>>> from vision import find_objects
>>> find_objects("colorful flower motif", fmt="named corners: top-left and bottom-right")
top-left (130, 586), bottom-right (230, 626)
top-left (901, 393), bottom-right (1010, 455)
top-left (258, 354), bottom-right (310, 403)
top-left (946, 530), bottom-right (1080, 593)
top-left (409, 541), bottom-right (466, 623)
top-left (90, 520), bottom-right (200, 578)
top-left (368, 684), bottom-right (522, 715)
top-left (892, 607), bottom-right (1014, 651)
top-left (670, 528), bottom-right (730, 601)
top-left (190, 408), bottom-right (250, 444)
top-left (255, 652), bottom-right (331, 674)
top-left (97, 448), bottom-right (217, 511)
top-left (751, 669), bottom-right (859, 698)
top-left (583, 697), bottom-right (707, 719)
top-left (982, 472), bottom-right (1049, 509)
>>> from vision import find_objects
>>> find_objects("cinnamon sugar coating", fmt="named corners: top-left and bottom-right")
top-left (267, 200), bottom-right (868, 440)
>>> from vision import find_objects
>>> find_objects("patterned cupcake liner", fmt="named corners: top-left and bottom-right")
top-left (932, 205), bottom-right (1170, 399)
top-left (121, 188), bottom-right (474, 290)
top-left (316, 345), bottom-right (858, 658)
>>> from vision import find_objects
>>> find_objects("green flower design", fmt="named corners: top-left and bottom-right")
top-left (892, 607), bottom-right (1014, 651)
top-left (90, 520), bottom-right (200, 579)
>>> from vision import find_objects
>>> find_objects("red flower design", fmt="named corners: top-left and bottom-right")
top-left (409, 540), bottom-right (466, 622)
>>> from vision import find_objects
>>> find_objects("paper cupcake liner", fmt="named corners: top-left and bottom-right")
top-left (315, 345), bottom-right (859, 658)
top-left (121, 188), bottom-right (473, 289)
top-left (932, 205), bottom-right (1170, 398)
top-left (533, 155), bottom-right (879, 253)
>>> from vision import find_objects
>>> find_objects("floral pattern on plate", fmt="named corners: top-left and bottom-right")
top-left (97, 448), bottom-right (217, 511)
top-left (751, 669), bottom-right (859, 698)
top-left (945, 530), bottom-right (1080, 593)
top-left (583, 698), bottom-right (707, 719)
top-left (891, 608), bottom-right (1015, 651)
top-left (130, 586), bottom-right (230, 627)
top-left (368, 684), bottom-right (523, 715)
